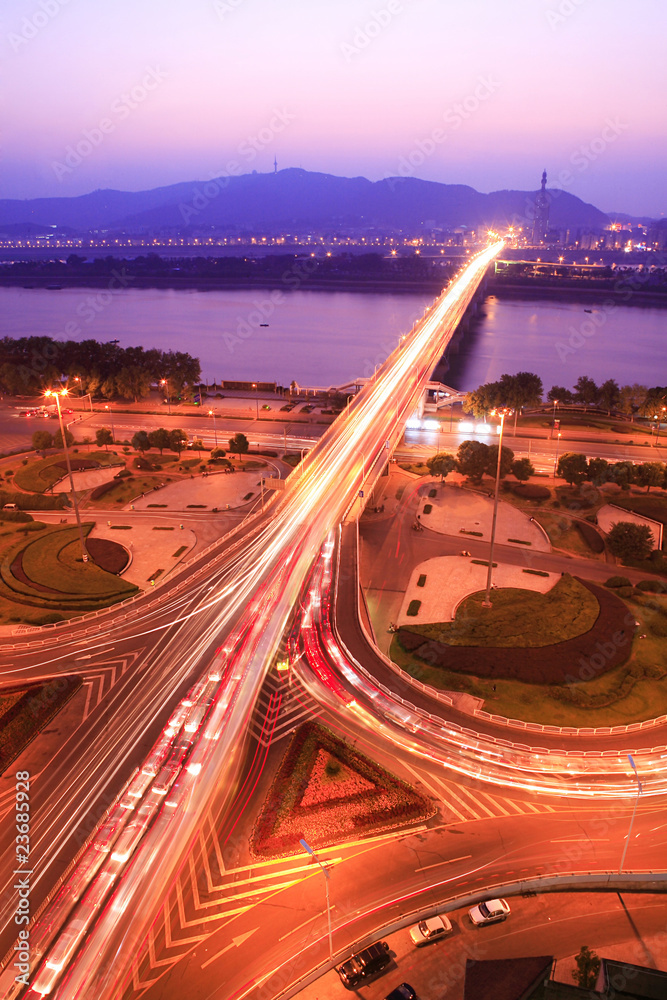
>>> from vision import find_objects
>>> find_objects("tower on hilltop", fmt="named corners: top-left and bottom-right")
top-left (533, 169), bottom-right (550, 244)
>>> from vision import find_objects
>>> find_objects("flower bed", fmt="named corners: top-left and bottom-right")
top-left (251, 722), bottom-right (433, 858)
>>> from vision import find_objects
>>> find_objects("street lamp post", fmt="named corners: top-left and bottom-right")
top-left (551, 398), bottom-right (559, 439)
top-left (252, 383), bottom-right (259, 420)
top-left (104, 405), bottom-right (115, 443)
top-left (482, 409), bottom-right (509, 609)
top-left (619, 755), bottom-right (642, 874)
top-left (208, 409), bottom-right (218, 447)
top-left (45, 389), bottom-right (89, 563)
top-left (160, 379), bottom-right (171, 415)
top-left (553, 430), bottom-right (562, 477)
top-left (299, 839), bottom-right (333, 963)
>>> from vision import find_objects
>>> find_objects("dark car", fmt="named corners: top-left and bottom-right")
top-left (385, 985), bottom-right (417, 1000)
top-left (336, 941), bottom-right (391, 988)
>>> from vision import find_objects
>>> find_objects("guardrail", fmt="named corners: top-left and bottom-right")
top-left (335, 521), bottom-right (667, 750)
top-left (272, 868), bottom-right (667, 1000)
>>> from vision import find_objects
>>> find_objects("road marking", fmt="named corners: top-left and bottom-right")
top-left (551, 838), bottom-right (609, 843)
top-left (278, 907), bottom-right (336, 941)
top-left (201, 929), bottom-right (258, 969)
top-left (415, 855), bottom-right (472, 872)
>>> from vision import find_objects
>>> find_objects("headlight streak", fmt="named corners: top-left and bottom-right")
top-left (16, 245), bottom-right (502, 1000)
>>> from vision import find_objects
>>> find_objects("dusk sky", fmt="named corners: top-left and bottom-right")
top-left (2, 0), bottom-right (665, 216)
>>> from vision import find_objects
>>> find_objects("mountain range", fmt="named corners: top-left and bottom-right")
top-left (0, 168), bottom-right (610, 235)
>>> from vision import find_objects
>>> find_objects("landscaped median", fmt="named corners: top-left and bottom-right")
top-left (250, 721), bottom-right (434, 857)
top-left (0, 520), bottom-right (137, 622)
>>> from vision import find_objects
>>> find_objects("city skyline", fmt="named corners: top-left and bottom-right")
top-left (2, 0), bottom-right (665, 216)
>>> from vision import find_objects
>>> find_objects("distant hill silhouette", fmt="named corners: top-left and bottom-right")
top-left (0, 168), bottom-right (609, 234)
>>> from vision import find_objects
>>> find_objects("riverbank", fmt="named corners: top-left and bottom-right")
top-left (488, 279), bottom-right (667, 307)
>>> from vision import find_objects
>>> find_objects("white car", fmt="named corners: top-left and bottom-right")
top-left (409, 915), bottom-right (453, 946)
top-left (468, 898), bottom-right (510, 926)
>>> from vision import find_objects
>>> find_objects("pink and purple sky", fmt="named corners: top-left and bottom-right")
top-left (2, 0), bottom-right (665, 216)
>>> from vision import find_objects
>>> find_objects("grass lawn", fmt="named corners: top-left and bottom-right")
top-left (84, 475), bottom-right (168, 507)
top-left (391, 590), bottom-right (667, 727)
top-left (13, 451), bottom-right (120, 493)
top-left (610, 494), bottom-right (667, 544)
top-left (533, 512), bottom-right (602, 559)
top-left (407, 576), bottom-right (598, 648)
top-left (0, 521), bottom-right (136, 622)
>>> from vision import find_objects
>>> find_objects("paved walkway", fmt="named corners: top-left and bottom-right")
top-left (129, 468), bottom-right (279, 511)
top-left (416, 483), bottom-right (550, 551)
top-left (86, 520), bottom-right (197, 588)
top-left (396, 555), bottom-right (558, 625)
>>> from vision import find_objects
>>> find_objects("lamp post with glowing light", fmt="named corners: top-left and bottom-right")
top-left (104, 405), bottom-right (115, 444)
top-left (551, 398), bottom-right (559, 439)
top-left (553, 431), bottom-right (562, 477)
top-left (299, 839), bottom-right (333, 963)
top-left (252, 383), bottom-right (259, 420)
top-left (44, 389), bottom-right (89, 563)
top-left (482, 408), bottom-right (510, 609)
top-left (160, 378), bottom-right (170, 415)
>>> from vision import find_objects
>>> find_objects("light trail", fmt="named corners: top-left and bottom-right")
top-left (6, 243), bottom-right (502, 999)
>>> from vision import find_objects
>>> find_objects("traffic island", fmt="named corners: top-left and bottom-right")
top-left (250, 721), bottom-right (435, 858)
top-left (0, 675), bottom-right (83, 772)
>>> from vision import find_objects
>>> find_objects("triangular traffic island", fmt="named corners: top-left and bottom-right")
top-left (250, 721), bottom-right (434, 858)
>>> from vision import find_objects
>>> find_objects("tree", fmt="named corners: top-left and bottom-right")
top-left (511, 457), bottom-right (534, 482)
top-left (587, 457), bottom-right (609, 486)
top-left (456, 440), bottom-right (489, 484)
top-left (32, 430), bottom-right (53, 455)
top-left (499, 371), bottom-right (543, 431)
top-left (572, 946), bottom-right (600, 990)
top-left (148, 428), bottom-right (170, 454)
top-left (426, 452), bottom-right (457, 481)
top-left (54, 427), bottom-right (74, 449)
top-left (114, 367), bottom-right (152, 402)
top-left (608, 461), bottom-right (635, 491)
top-left (607, 522), bottom-right (653, 562)
top-left (547, 385), bottom-right (573, 404)
top-left (485, 444), bottom-right (515, 479)
top-left (638, 386), bottom-right (667, 418)
top-left (191, 437), bottom-right (204, 457)
top-left (557, 452), bottom-right (589, 486)
top-left (462, 382), bottom-right (501, 419)
top-left (229, 432), bottom-right (249, 457)
top-left (169, 428), bottom-right (188, 454)
top-left (619, 383), bottom-right (647, 422)
top-left (636, 461), bottom-right (665, 493)
top-left (598, 378), bottom-right (621, 415)
top-left (574, 375), bottom-right (599, 409)
top-left (131, 430), bottom-right (150, 453)
top-left (95, 427), bottom-right (114, 451)
top-left (210, 447), bottom-right (226, 460)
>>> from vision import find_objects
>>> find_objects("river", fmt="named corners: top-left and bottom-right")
top-left (0, 286), bottom-right (664, 390)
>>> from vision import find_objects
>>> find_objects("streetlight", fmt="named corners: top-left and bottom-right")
top-left (619, 755), bottom-right (642, 874)
top-left (160, 378), bottom-right (171, 415)
top-left (553, 430), bottom-right (562, 477)
top-left (208, 409), bottom-right (218, 447)
top-left (482, 408), bottom-right (510, 609)
top-left (252, 382), bottom-right (259, 419)
top-left (551, 398), bottom-right (559, 439)
top-left (104, 405), bottom-right (115, 444)
top-left (44, 389), bottom-right (89, 563)
top-left (299, 839), bottom-right (333, 963)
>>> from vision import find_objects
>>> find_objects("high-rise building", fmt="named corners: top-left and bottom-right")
top-left (533, 169), bottom-right (550, 244)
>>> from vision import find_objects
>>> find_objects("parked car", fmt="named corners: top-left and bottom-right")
top-left (385, 984), bottom-right (418, 1000)
top-left (468, 898), bottom-right (510, 926)
top-left (336, 941), bottom-right (391, 988)
top-left (409, 915), bottom-right (452, 946)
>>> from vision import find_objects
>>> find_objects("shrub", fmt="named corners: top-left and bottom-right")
top-left (417, 574), bottom-right (426, 587)
top-left (616, 586), bottom-right (634, 598)
top-left (523, 568), bottom-right (549, 577)
top-left (636, 579), bottom-right (665, 593)
top-left (605, 576), bottom-right (631, 588)
top-left (422, 504), bottom-right (432, 514)
top-left (575, 520), bottom-right (605, 553)
top-left (508, 538), bottom-right (531, 545)
top-left (90, 480), bottom-right (117, 500)
top-left (406, 600), bottom-right (421, 616)
top-left (512, 484), bottom-right (550, 499)
top-left (113, 469), bottom-right (132, 479)
top-left (428, 488), bottom-right (437, 498)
